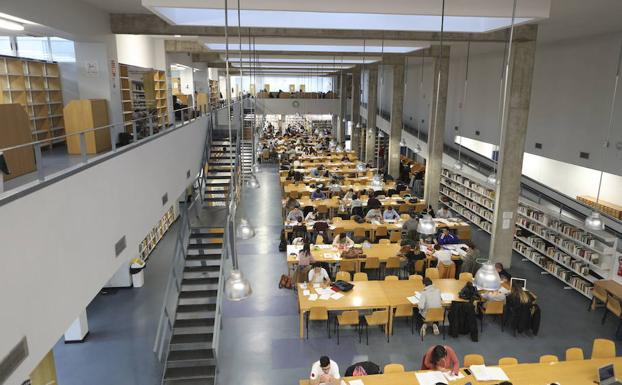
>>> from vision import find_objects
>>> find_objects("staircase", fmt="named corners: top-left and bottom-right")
top-left (204, 140), bottom-right (235, 207)
top-left (162, 227), bottom-right (224, 385)
top-left (240, 108), bottom-right (255, 178)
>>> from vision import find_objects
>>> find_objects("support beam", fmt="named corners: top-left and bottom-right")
top-left (490, 27), bottom-right (538, 268)
top-left (350, 70), bottom-right (361, 153)
top-left (423, 45), bottom-right (450, 211)
top-left (338, 71), bottom-right (347, 144)
top-left (387, 60), bottom-right (406, 177)
top-left (365, 66), bottom-right (378, 162)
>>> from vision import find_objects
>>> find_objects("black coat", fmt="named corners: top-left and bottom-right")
top-left (344, 361), bottom-right (381, 376)
top-left (448, 301), bottom-right (479, 341)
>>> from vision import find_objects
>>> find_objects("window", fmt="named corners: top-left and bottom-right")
top-left (50, 37), bottom-right (75, 62)
top-left (16, 36), bottom-right (50, 60)
top-left (0, 36), bottom-right (14, 56)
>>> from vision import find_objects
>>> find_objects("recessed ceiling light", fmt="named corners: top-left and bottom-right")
top-left (0, 17), bottom-right (24, 31)
top-left (174, 34), bottom-right (182, 37)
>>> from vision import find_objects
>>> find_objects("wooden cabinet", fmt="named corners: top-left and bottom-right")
top-left (196, 92), bottom-right (208, 113)
top-left (0, 104), bottom-right (36, 180)
top-left (63, 99), bottom-right (111, 154)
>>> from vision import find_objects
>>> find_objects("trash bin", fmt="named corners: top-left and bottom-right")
top-left (130, 258), bottom-right (146, 288)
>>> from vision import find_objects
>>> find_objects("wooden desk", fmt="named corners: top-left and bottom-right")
top-left (283, 182), bottom-right (396, 195)
top-left (299, 358), bottom-right (622, 385)
top-left (281, 176), bottom-right (374, 185)
top-left (287, 243), bottom-right (403, 269)
top-left (293, 197), bottom-right (426, 214)
top-left (284, 219), bottom-right (405, 241)
top-left (595, 280), bottom-right (622, 299)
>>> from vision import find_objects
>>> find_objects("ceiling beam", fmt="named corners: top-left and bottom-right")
top-left (111, 14), bottom-right (538, 42)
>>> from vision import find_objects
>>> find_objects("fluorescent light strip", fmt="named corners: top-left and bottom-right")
top-left (222, 57), bottom-right (378, 64)
top-left (206, 43), bottom-right (420, 53)
top-left (156, 7), bottom-right (533, 33)
top-left (231, 63), bottom-right (353, 69)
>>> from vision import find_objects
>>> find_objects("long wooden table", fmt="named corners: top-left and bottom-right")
top-left (595, 280), bottom-right (622, 299)
top-left (287, 243), bottom-right (403, 269)
top-left (299, 358), bottom-right (622, 385)
top-left (283, 182), bottom-right (396, 195)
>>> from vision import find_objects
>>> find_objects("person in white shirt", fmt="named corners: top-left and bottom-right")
top-left (287, 207), bottom-right (304, 222)
top-left (383, 206), bottom-right (400, 221)
top-left (332, 234), bottom-right (355, 249)
top-left (433, 244), bottom-right (453, 266)
top-left (308, 263), bottom-right (331, 285)
top-left (418, 278), bottom-right (443, 336)
top-left (305, 208), bottom-right (318, 222)
top-left (365, 208), bottom-right (382, 222)
top-left (343, 188), bottom-right (355, 201)
top-left (310, 356), bottom-right (340, 385)
top-left (436, 205), bottom-right (452, 219)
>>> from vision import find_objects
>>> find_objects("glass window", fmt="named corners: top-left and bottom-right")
top-left (50, 37), bottom-right (75, 62)
top-left (0, 36), bottom-right (13, 56)
top-left (16, 36), bottom-right (50, 60)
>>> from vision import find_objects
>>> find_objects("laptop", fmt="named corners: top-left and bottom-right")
top-left (510, 277), bottom-right (527, 290)
top-left (598, 364), bottom-right (622, 385)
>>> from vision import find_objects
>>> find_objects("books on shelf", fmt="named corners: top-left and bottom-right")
top-left (139, 204), bottom-right (179, 261)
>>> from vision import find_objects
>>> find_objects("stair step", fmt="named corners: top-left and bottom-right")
top-left (182, 277), bottom-right (219, 288)
top-left (164, 366), bottom-right (216, 382)
top-left (176, 303), bottom-right (217, 320)
top-left (184, 265), bottom-right (220, 273)
top-left (171, 332), bottom-right (214, 345)
top-left (179, 290), bottom-right (219, 301)
top-left (167, 348), bottom-right (214, 364)
top-left (163, 378), bottom-right (215, 385)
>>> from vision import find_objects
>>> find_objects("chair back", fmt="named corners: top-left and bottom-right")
top-left (394, 304), bottom-right (413, 317)
top-left (383, 364), bottom-right (405, 373)
top-left (364, 257), bottom-right (380, 269)
top-left (389, 231), bottom-right (401, 243)
top-left (424, 307), bottom-right (444, 323)
top-left (459, 272), bottom-right (473, 281)
top-left (592, 338), bottom-right (616, 359)
top-left (384, 275), bottom-right (399, 281)
top-left (409, 274), bottom-right (423, 282)
top-left (316, 235), bottom-right (324, 244)
top-left (309, 306), bottom-right (328, 320)
top-left (369, 310), bottom-right (389, 325)
top-left (498, 357), bottom-right (518, 365)
top-left (336, 271), bottom-right (351, 282)
top-left (425, 267), bottom-right (439, 279)
top-left (464, 354), bottom-right (485, 367)
top-left (565, 347), bottom-right (584, 361)
top-left (398, 204), bottom-right (410, 213)
top-left (607, 295), bottom-right (622, 315)
top-left (289, 191), bottom-right (300, 199)
top-left (539, 355), bottom-right (559, 363)
top-left (438, 262), bottom-right (456, 279)
top-left (379, 239), bottom-right (391, 245)
top-left (353, 227), bottom-right (366, 238)
top-left (386, 256), bottom-right (401, 269)
top-left (414, 260), bottom-right (425, 274)
top-left (339, 310), bottom-right (359, 325)
top-left (375, 226), bottom-right (388, 237)
top-left (484, 300), bottom-right (505, 315)
top-left (317, 205), bottom-right (329, 214)
top-left (353, 272), bottom-right (368, 281)
top-left (339, 260), bottom-right (357, 272)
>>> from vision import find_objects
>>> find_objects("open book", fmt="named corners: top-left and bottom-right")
top-left (469, 365), bottom-right (510, 381)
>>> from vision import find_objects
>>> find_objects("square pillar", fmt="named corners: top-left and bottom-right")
top-left (64, 309), bottom-right (89, 342)
top-left (423, 45), bottom-right (450, 210)
top-left (387, 60), bottom-right (405, 177)
top-left (338, 71), bottom-right (347, 144)
top-left (490, 28), bottom-right (538, 268)
top-left (365, 66), bottom-right (378, 162)
top-left (350, 70), bottom-right (361, 156)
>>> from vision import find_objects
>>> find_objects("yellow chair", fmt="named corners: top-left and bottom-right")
top-left (289, 191), bottom-right (300, 199)
top-left (364, 310), bottom-right (390, 344)
top-left (384, 275), bottom-right (399, 281)
top-left (317, 205), bottom-right (329, 219)
top-left (414, 260), bottom-right (425, 275)
top-left (590, 285), bottom-right (608, 312)
top-left (393, 304), bottom-right (414, 335)
top-left (353, 227), bottom-right (366, 241)
top-left (306, 306), bottom-right (330, 339)
top-left (437, 262), bottom-right (456, 279)
top-left (459, 272), bottom-right (473, 282)
top-left (385, 256), bottom-right (401, 278)
top-left (425, 267), bottom-right (439, 279)
top-left (335, 310), bottom-right (360, 344)
top-left (498, 357), bottom-right (518, 366)
top-left (565, 347), bottom-right (584, 361)
top-left (379, 239), bottom-right (391, 245)
top-left (383, 363), bottom-right (405, 373)
top-left (339, 260), bottom-right (357, 274)
top-left (363, 257), bottom-right (381, 279)
top-left (409, 274), bottom-right (423, 282)
top-left (421, 307), bottom-right (445, 341)
top-left (353, 272), bottom-right (368, 281)
top-left (316, 235), bottom-right (324, 244)
top-left (539, 355), bottom-right (559, 363)
top-left (375, 226), bottom-right (388, 241)
top-left (481, 300), bottom-right (505, 331)
top-left (398, 204), bottom-right (410, 214)
top-left (336, 271), bottom-right (351, 282)
top-left (464, 354), bottom-right (485, 367)
top-left (592, 338), bottom-right (616, 359)
top-left (389, 231), bottom-right (401, 243)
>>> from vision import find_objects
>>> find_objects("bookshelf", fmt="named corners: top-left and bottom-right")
top-left (209, 79), bottom-right (219, 107)
top-left (577, 195), bottom-right (622, 220)
top-left (0, 104), bottom-right (36, 180)
top-left (0, 56), bottom-right (65, 146)
top-left (440, 168), bottom-right (619, 299)
top-left (144, 70), bottom-right (169, 129)
top-left (139, 203), bottom-right (179, 261)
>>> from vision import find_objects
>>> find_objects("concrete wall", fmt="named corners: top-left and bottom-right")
top-left (0, 117), bottom-right (208, 385)
top-left (116, 35), bottom-right (166, 71)
top-left (255, 98), bottom-right (341, 115)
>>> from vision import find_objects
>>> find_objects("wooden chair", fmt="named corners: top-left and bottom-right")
top-left (374, 226), bottom-right (388, 241)
top-left (603, 295), bottom-right (622, 336)
top-left (409, 274), bottom-right (423, 282)
top-left (400, 213), bottom-right (410, 220)
top-left (481, 300), bottom-right (505, 331)
top-left (316, 235), bottom-right (324, 244)
top-left (464, 354), bottom-right (485, 367)
top-left (363, 257), bottom-right (381, 279)
top-left (384, 275), bottom-right (399, 281)
top-left (289, 191), bottom-right (300, 199)
top-left (393, 304), bottom-right (414, 335)
top-left (421, 308), bottom-right (445, 341)
top-left (283, 180), bottom-right (293, 186)
top-left (414, 260), bottom-right (425, 275)
top-left (353, 227), bottom-right (366, 242)
top-left (379, 239), bottom-right (391, 245)
top-left (590, 285), bottom-right (608, 312)
top-left (383, 363), bottom-right (405, 373)
top-left (364, 310), bottom-right (390, 344)
top-left (398, 204), bottom-right (410, 214)
top-left (437, 262), bottom-right (456, 279)
top-left (385, 256), bottom-right (401, 278)
top-left (330, 227), bottom-right (344, 240)
top-left (336, 271), bottom-right (351, 282)
top-left (425, 267), bottom-right (439, 279)
top-left (498, 357), bottom-right (518, 365)
top-left (565, 347), bottom-right (584, 361)
top-left (459, 272), bottom-right (473, 282)
top-left (591, 338), bottom-right (616, 359)
top-left (389, 231), bottom-right (402, 243)
top-left (306, 306), bottom-right (330, 339)
top-left (339, 260), bottom-right (357, 274)
top-left (317, 205), bottom-right (329, 219)
top-left (334, 310), bottom-right (360, 344)
top-left (301, 191), bottom-right (311, 198)
top-left (539, 355), bottom-right (559, 363)
top-left (353, 272), bottom-right (368, 281)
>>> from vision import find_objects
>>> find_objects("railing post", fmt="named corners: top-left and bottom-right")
top-left (0, 172), bottom-right (3, 193)
top-left (148, 116), bottom-right (154, 137)
top-left (79, 132), bottom-right (87, 163)
top-left (34, 143), bottom-right (45, 182)
top-left (110, 126), bottom-right (116, 151)
top-left (180, 109), bottom-right (185, 126)
top-left (132, 122), bottom-right (138, 143)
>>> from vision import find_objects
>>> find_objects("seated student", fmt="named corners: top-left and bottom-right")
top-left (310, 167), bottom-right (321, 177)
top-left (311, 188), bottom-right (327, 200)
top-left (328, 181), bottom-right (342, 193)
top-left (422, 205), bottom-right (436, 218)
top-left (383, 206), bottom-right (400, 221)
top-left (343, 188), bottom-right (355, 201)
top-left (305, 207), bottom-right (319, 222)
top-left (287, 206), bottom-right (304, 222)
top-left (292, 218), bottom-right (308, 240)
top-left (421, 345), bottom-right (460, 376)
top-left (308, 262), bottom-right (331, 285)
top-left (495, 262), bottom-right (512, 282)
top-left (433, 244), bottom-right (453, 266)
top-left (436, 228), bottom-right (459, 245)
top-left (284, 196), bottom-right (299, 210)
top-left (460, 241), bottom-right (481, 274)
top-left (310, 355), bottom-right (340, 385)
top-left (366, 192), bottom-right (382, 209)
top-left (364, 207), bottom-right (383, 222)
top-left (436, 205), bottom-right (452, 219)
top-left (401, 240), bottom-right (426, 274)
top-left (332, 233), bottom-right (355, 250)
top-left (403, 213), bottom-right (419, 240)
top-left (418, 278), bottom-right (443, 335)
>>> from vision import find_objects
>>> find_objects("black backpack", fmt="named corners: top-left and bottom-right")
top-left (278, 229), bottom-right (287, 252)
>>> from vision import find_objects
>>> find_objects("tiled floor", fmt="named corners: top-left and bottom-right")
top-left (53, 163), bottom-right (622, 385)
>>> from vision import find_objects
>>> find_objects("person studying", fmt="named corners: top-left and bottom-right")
top-left (308, 263), bottom-right (331, 285)
top-left (421, 345), bottom-right (460, 376)
top-left (309, 356), bottom-right (340, 385)
top-left (383, 206), bottom-right (400, 221)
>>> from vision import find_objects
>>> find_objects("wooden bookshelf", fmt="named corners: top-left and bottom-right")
top-left (63, 99), bottom-right (111, 154)
top-left (577, 195), bottom-right (622, 220)
top-left (0, 57), bottom-right (65, 146)
top-left (0, 104), bottom-right (36, 180)
top-left (440, 168), bottom-right (620, 299)
top-left (144, 70), bottom-right (169, 129)
top-left (209, 79), bottom-right (219, 107)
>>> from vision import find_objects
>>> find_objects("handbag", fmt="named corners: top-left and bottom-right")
top-left (341, 248), bottom-right (366, 259)
top-left (278, 274), bottom-right (293, 289)
top-left (331, 280), bottom-right (354, 292)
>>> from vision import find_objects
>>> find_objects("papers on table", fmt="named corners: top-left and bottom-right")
top-left (302, 290), bottom-right (311, 296)
top-left (443, 371), bottom-right (464, 381)
top-left (407, 291), bottom-right (422, 305)
top-left (319, 294), bottom-right (331, 300)
top-left (287, 245), bottom-right (304, 255)
top-left (300, 283), bottom-right (307, 289)
top-left (308, 294), bottom-right (318, 301)
top-left (331, 292), bottom-right (344, 300)
top-left (415, 371), bottom-right (447, 385)
top-left (469, 365), bottom-right (509, 381)
top-left (324, 253), bottom-right (341, 260)
top-left (313, 283), bottom-right (320, 288)
top-left (348, 380), bottom-right (364, 385)
top-left (441, 293), bottom-right (454, 302)
top-left (316, 244), bottom-right (333, 249)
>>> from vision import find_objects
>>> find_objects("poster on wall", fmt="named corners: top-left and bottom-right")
top-left (85, 61), bottom-right (99, 76)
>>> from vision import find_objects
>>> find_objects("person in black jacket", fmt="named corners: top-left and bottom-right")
top-left (344, 361), bottom-right (380, 376)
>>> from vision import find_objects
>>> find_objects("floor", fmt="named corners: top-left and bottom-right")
top-left (53, 163), bottom-right (622, 385)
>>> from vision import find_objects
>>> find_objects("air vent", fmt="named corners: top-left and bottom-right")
top-left (162, 193), bottom-right (168, 206)
top-left (115, 236), bottom-right (126, 257)
top-left (535, 143), bottom-right (543, 149)
top-left (186, 169), bottom-right (191, 178)
top-left (580, 152), bottom-right (590, 159)
top-left (454, 126), bottom-right (459, 131)
top-left (0, 337), bottom-right (28, 384)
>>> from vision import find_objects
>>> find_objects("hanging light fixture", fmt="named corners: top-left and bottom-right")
top-left (474, 262), bottom-right (502, 291)
top-left (453, 160), bottom-right (464, 170)
top-left (453, 41), bottom-right (471, 174)
top-left (417, 214), bottom-right (437, 235)
top-left (245, 173), bottom-right (260, 189)
top-left (237, 218), bottom-right (255, 239)
top-left (486, 173), bottom-right (497, 185)
top-left (225, 269), bottom-right (253, 301)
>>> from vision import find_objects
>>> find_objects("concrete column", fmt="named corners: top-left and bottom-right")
top-left (350, 70), bottom-right (361, 155)
top-left (338, 71), bottom-right (347, 144)
top-left (387, 60), bottom-right (405, 177)
top-left (365, 66), bottom-right (378, 162)
top-left (423, 46), bottom-right (450, 211)
top-left (64, 309), bottom-right (89, 342)
top-left (490, 33), bottom-right (538, 268)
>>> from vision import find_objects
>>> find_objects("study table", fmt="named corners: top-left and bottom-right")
top-left (283, 181), bottom-right (397, 196)
top-left (286, 243), bottom-right (403, 270)
top-left (290, 197), bottom-right (427, 217)
top-left (280, 176), bottom-right (375, 186)
top-left (298, 358), bottom-right (622, 385)
top-left (594, 279), bottom-right (622, 299)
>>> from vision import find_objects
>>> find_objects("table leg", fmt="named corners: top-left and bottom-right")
top-left (388, 306), bottom-right (394, 335)
top-left (300, 309), bottom-right (305, 339)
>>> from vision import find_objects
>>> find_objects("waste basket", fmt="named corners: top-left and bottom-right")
top-left (130, 258), bottom-right (146, 287)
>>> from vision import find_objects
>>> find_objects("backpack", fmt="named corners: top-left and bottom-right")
top-left (278, 274), bottom-right (293, 289)
top-left (352, 366), bottom-right (367, 376)
top-left (278, 229), bottom-right (287, 252)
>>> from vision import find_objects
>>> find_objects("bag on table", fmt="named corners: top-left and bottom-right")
top-left (341, 248), bottom-right (366, 259)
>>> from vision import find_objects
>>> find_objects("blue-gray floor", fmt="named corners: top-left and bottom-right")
top-left (54, 164), bottom-right (622, 385)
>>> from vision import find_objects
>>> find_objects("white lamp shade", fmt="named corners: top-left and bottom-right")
top-left (225, 269), bottom-right (252, 301)
top-left (585, 211), bottom-right (605, 231)
top-left (237, 218), bottom-right (255, 239)
top-left (417, 214), bottom-right (437, 235)
top-left (487, 173), bottom-right (497, 185)
top-left (453, 161), bottom-right (464, 170)
top-left (245, 174), bottom-right (260, 189)
top-left (400, 138), bottom-right (407, 147)
top-left (474, 262), bottom-right (502, 291)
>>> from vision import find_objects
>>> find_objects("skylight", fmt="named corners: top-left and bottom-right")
top-left (206, 43), bottom-right (421, 54)
top-left (155, 7), bottom-right (533, 33)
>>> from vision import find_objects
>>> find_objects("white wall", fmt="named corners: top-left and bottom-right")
top-left (255, 99), bottom-right (340, 115)
top-left (115, 35), bottom-right (166, 71)
top-left (0, 118), bottom-right (208, 385)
